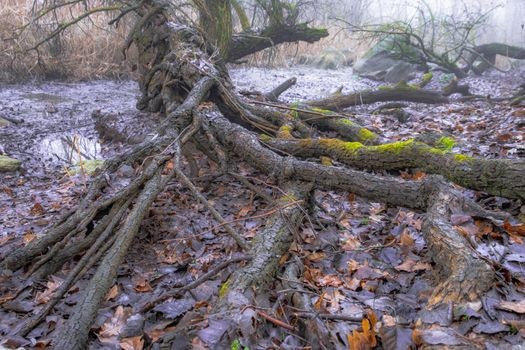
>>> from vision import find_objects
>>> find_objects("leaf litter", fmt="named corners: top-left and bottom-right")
top-left (0, 67), bottom-right (524, 349)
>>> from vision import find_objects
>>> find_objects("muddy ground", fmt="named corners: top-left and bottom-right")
top-left (0, 66), bottom-right (524, 349)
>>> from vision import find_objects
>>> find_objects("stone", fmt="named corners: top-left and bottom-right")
top-left (0, 155), bottom-right (21, 172)
top-left (353, 35), bottom-right (425, 82)
top-left (0, 117), bottom-right (10, 128)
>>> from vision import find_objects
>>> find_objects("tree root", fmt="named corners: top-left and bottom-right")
top-left (264, 136), bottom-right (525, 200)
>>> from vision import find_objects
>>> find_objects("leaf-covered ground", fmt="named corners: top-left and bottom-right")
top-left (0, 66), bottom-right (524, 349)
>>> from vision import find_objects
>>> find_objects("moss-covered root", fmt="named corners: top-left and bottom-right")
top-left (207, 181), bottom-right (312, 345)
top-left (264, 137), bottom-right (525, 200)
top-left (297, 107), bottom-right (381, 145)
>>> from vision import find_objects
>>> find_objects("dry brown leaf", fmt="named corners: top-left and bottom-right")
top-left (497, 299), bottom-right (525, 314)
top-left (35, 275), bottom-right (63, 304)
top-left (317, 274), bottom-right (344, 287)
top-left (395, 259), bottom-right (431, 272)
top-left (307, 251), bottom-right (326, 262)
top-left (0, 292), bottom-right (16, 304)
top-left (133, 276), bottom-right (153, 293)
top-left (34, 339), bottom-right (51, 348)
top-left (504, 220), bottom-right (525, 236)
top-left (237, 205), bottom-right (252, 218)
top-left (99, 306), bottom-right (128, 339)
top-left (23, 230), bottom-right (36, 244)
top-left (314, 292), bottom-right (326, 310)
top-left (106, 284), bottom-right (119, 301)
top-left (347, 329), bottom-right (371, 350)
top-left (119, 336), bottom-right (144, 350)
top-left (30, 202), bottom-right (45, 216)
top-left (399, 230), bottom-right (415, 248)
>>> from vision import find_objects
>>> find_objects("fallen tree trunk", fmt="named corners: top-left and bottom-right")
top-left (308, 83), bottom-right (450, 111)
top-left (467, 43), bottom-right (525, 74)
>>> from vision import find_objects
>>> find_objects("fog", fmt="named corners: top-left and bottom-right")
top-left (322, 0), bottom-right (525, 46)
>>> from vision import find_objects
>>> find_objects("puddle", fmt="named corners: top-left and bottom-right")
top-left (40, 134), bottom-right (101, 164)
top-left (22, 92), bottom-right (71, 103)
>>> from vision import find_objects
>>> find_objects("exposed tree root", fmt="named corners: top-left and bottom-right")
top-left (206, 111), bottom-right (502, 308)
top-left (264, 77), bottom-right (297, 102)
top-left (263, 136), bottom-right (525, 200)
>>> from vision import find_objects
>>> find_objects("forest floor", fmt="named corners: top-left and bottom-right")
top-left (0, 66), bottom-right (524, 349)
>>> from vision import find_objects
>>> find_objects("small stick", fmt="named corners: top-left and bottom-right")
top-left (140, 255), bottom-right (251, 312)
top-left (256, 310), bottom-right (297, 332)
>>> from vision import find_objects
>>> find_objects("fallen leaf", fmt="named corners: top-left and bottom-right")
top-left (30, 202), bottom-right (45, 216)
top-left (504, 220), bottom-right (525, 236)
top-left (23, 230), bottom-right (36, 244)
top-left (106, 284), bottom-right (119, 301)
top-left (307, 251), bottom-right (326, 262)
top-left (119, 336), bottom-right (144, 350)
top-left (497, 299), bottom-right (525, 314)
top-left (35, 275), bottom-right (64, 304)
top-left (133, 277), bottom-right (153, 293)
top-left (98, 306), bottom-right (128, 340)
top-left (395, 259), bottom-right (431, 272)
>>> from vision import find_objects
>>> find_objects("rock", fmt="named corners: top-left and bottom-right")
top-left (353, 35), bottom-right (425, 82)
top-left (0, 155), bottom-right (21, 172)
top-left (0, 117), bottom-right (10, 128)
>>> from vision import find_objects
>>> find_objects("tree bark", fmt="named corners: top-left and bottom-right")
top-left (228, 23), bottom-right (329, 62)
top-left (263, 137), bottom-right (525, 200)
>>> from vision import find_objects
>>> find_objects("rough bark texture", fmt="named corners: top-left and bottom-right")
top-left (229, 23), bottom-right (329, 62)
top-left (308, 85), bottom-right (449, 111)
top-left (264, 137), bottom-right (525, 200)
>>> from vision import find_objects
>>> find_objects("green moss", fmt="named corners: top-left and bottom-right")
top-left (289, 101), bottom-right (300, 119)
top-left (337, 118), bottom-right (357, 127)
top-left (427, 148), bottom-right (447, 155)
top-left (422, 72), bottom-right (433, 83)
top-left (419, 72), bottom-right (433, 88)
top-left (219, 278), bottom-right (230, 298)
top-left (0, 155), bottom-right (21, 172)
top-left (370, 139), bottom-right (414, 153)
top-left (320, 156), bottom-right (333, 166)
top-left (319, 138), bottom-right (364, 156)
top-left (278, 192), bottom-right (299, 204)
top-left (454, 154), bottom-right (473, 162)
top-left (277, 125), bottom-right (294, 139)
top-left (437, 137), bottom-right (456, 152)
top-left (311, 107), bottom-right (334, 115)
top-left (357, 128), bottom-right (377, 142)
top-left (379, 80), bottom-right (420, 91)
top-left (259, 134), bottom-right (272, 142)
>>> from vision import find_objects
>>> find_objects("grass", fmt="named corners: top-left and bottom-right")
top-left (0, 1), bottom-right (374, 81)
top-left (0, 0), bottom-right (137, 82)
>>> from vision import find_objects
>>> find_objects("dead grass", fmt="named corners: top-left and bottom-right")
top-left (245, 27), bottom-right (372, 67)
top-left (0, 0), bottom-right (369, 81)
top-left (0, 0), bottom-right (137, 82)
